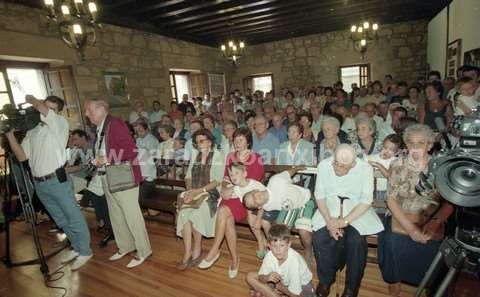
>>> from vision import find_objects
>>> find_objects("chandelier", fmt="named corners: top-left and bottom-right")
top-left (350, 21), bottom-right (379, 58)
top-left (220, 40), bottom-right (245, 65)
top-left (43, 0), bottom-right (100, 58)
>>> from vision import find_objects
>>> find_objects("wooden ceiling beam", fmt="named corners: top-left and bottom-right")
top-left (209, 2), bottom-right (430, 39)
top-left (201, 0), bottom-right (426, 36)
top-left (187, 0), bottom-right (340, 33)
top-left (132, 0), bottom-right (184, 15)
top-left (166, 0), bottom-right (309, 31)
top-left (145, 0), bottom-right (238, 21)
top-left (150, 0), bottom-right (281, 25)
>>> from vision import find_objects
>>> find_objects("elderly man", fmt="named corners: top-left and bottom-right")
top-left (252, 115), bottom-right (280, 164)
top-left (312, 144), bottom-right (383, 297)
top-left (85, 99), bottom-right (152, 268)
top-left (268, 112), bottom-right (288, 144)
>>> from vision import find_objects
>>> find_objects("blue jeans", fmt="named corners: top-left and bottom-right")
top-left (34, 176), bottom-right (92, 256)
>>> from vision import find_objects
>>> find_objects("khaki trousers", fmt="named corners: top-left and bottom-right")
top-left (101, 177), bottom-right (151, 257)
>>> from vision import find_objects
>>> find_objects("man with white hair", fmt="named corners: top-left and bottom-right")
top-left (85, 99), bottom-right (152, 268)
top-left (312, 144), bottom-right (383, 297)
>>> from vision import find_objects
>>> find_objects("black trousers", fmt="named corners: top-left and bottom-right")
top-left (81, 189), bottom-right (110, 228)
top-left (139, 180), bottom-right (155, 201)
top-left (312, 226), bottom-right (368, 293)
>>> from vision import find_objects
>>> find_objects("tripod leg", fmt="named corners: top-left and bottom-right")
top-left (415, 250), bottom-right (443, 297)
top-left (433, 267), bottom-right (457, 297)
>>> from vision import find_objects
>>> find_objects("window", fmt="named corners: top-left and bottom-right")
top-left (169, 71), bottom-right (191, 102)
top-left (6, 68), bottom-right (47, 106)
top-left (0, 71), bottom-right (11, 109)
top-left (339, 64), bottom-right (370, 92)
top-left (252, 74), bottom-right (273, 94)
top-left (0, 61), bottom-right (83, 129)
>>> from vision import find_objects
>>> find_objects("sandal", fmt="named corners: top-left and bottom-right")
top-left (176, 257), bottom-right (191, 271)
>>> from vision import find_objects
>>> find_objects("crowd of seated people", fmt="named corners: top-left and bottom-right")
top-left (53, 64), bottom-right (480, 297)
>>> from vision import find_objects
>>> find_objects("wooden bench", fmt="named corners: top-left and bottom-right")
top-left (139, 160), bottom-right (382, 258)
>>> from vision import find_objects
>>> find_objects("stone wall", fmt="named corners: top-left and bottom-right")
top-left (0, 2), bottom-right (232, 119)
top-left (230, 20), bottom-right (428, 93)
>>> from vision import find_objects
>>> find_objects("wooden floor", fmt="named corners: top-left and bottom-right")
top-left (0, 210), bottom-right (472, 297)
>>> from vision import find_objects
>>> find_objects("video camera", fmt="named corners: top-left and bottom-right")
top-left (0, 103), bottom-right (41, 135)
top-left (416, 109), bottom-right (480, 251)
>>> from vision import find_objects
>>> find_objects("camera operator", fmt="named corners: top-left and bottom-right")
top-left (5, 95), bottom-right (92, 270)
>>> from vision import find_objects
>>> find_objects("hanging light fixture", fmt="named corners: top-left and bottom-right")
top-left (349, 21), bottom-right (379, 59)
top-left (220, 39), bottom-right (245, 65)
top-left (43, 0), bottom-right (100, 59)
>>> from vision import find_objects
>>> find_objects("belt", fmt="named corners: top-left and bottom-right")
top-left (34, 172), bottom-right (56, 182)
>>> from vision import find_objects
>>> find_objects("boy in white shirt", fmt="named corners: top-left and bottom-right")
top-left (247, 224), bottom-right (315, 297)
top-left (367, 134), bottom-right (402, 213)
top-left (452, 77), bottom-right (479, 116)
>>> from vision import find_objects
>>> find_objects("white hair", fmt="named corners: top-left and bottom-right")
top-left (403, 124), bottom-right (435, 144)
top-left (322, 116), bottom-right (340, 130)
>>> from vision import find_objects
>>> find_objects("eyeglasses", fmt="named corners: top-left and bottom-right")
top-left (332, 160), bottom-right (353, 170)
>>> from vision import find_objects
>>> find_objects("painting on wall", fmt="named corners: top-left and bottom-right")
top-left (208, 73), bottom-right (226, 98)
top-left (104, 72), bottom-right (130, 107)
top-left (446, 39), bottom-right (462, 78)
top-left (464, 48), bottom-right (480, 68)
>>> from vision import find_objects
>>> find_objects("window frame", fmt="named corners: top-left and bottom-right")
top-left (337, 63), bottom-right (371, 88)
top-left (245, 73), bottom-right (274, 94)
top-left (169, 71), bottom-right (191, 103)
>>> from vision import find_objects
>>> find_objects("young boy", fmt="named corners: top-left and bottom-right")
top-left (246, 224), bottom-right (315, 297)
top-left (453, 77), bottom-right (478, 116)
top-left (367, 134), bottom-right (402, 212)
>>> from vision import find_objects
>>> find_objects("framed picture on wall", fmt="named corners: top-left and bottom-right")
top-left (208, 73), bottom-right (226, 98)
top-left (104, 72), bottom-right (130, 107)
top-left (446, 39), bottom-right (462, 78)
top-left (464, 48), bottom-right (480, 68)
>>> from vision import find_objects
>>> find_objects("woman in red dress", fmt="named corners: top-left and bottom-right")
top-left (198, 127), bottom-right (264, 278)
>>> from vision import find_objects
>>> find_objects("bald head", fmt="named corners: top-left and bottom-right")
top-left (334, 144), bottom-right (356, 166)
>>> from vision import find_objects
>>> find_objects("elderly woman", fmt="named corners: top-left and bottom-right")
top-left (202, 113), bottom-right (223, 146)
top-left (199, 127), bottom-right (265, 275)
top-left (173, 117), bottom-right (188, 139)
top-left (352, 117), bottom-right (383, 159)
top-left (157, 125), bottom-right (175, 160)
top-left (315, 116), bottom-right (350, 162)
top-left (378, 124), bottom-right (453, 296)
top-left (219, 120), bottom-right (237, 161)
top-left (176, 129), bottom-right (225, 270)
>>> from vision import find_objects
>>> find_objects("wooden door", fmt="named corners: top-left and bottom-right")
top-left (189, 73), bottom-right (207, 98)
top-left (44, 67), bottom-right (84, 129)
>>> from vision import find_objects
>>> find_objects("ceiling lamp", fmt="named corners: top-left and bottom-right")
top-left (350, 21), bottom-right (379, 59)
top-left (220, 40), bottom-right (245, 65)
top-left (43, 0), bottom-right (100, 59)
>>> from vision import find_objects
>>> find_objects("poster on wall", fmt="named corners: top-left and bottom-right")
top-left (208, 73), bottom-right (226, 98)
top-left (104, 72), bottom-right (130, 107)
top-left (464, 48), bottom-right (480, 68)
top-left (446, 39), bottom-right (462, 78)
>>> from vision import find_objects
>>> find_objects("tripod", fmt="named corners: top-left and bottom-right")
top-left (414, 229), bottom-right (479, 297)
top-left (1, 150), bottom-right (66, 279)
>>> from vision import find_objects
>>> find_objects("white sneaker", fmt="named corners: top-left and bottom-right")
top-left (109, 251), bottom-right (133, 261)
top-left (71, 255), bottom-right (92, 271)
top-left (126, 253), bottom-right (151, 269)
top-left (61, 250), bottom-right (79, 264)
top-left (56, 232), bottom-right (67, 242)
